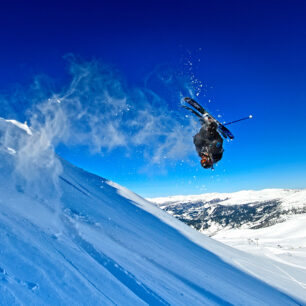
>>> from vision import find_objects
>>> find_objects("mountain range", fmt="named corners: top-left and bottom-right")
top-left (148, 189), bottom-right (306, 236)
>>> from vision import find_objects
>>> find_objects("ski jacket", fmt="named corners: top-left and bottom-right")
top-left (193, 121), bottom-right (224, 163)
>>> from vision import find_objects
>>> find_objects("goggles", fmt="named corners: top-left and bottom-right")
top-left (200, 153), bottom-right (213, 168)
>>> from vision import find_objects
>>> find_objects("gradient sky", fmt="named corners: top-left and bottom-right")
top-left (1, 0), bottom-right (306, 197)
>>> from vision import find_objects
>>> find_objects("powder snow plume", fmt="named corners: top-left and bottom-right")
top-left (0, 56), bottom-right (198, 201)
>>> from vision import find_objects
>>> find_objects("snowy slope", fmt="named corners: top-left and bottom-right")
top-left (213, 214), bottom-right (306, 279)
top-left (149, 190), bottom-right (306, 301)
top-left (0, 118), bottom-right (305, 305)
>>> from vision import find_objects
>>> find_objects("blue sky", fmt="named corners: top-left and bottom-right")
top-left (1, 1), bottom-right (306, 197)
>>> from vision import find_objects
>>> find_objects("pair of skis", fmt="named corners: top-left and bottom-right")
top-left (182, 97), bottom-right (235, 140)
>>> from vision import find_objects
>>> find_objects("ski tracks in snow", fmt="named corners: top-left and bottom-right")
top-left (272, 264), bottom-right (306, 290)
top-left (0, 265), bottom-right (39, 299)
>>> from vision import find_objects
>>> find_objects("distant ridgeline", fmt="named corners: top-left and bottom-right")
top-left (148, 189), bottom-right (306, 236)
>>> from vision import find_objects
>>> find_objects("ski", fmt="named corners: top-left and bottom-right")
top-left (182, 105), bottom-right (203, 119)
top-left (218, 123), bottom-right (234, 140)
top-left (183, 100), bottom-right (229, 139)
top-left (184, 97), bottom-right (206, 114)
top-left (183, 97), bottom-right (234, 140)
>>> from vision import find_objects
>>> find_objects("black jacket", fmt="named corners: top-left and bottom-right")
top-left (193, 121), bottom-right (224, 163)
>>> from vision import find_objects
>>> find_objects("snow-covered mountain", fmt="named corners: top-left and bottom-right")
top-left (0, 117), bottom-right (305, 305)
top-left (149, 189), bottom-right (306, 236)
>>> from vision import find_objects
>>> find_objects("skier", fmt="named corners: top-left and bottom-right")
top-left (182, 97), bottom-right (230, 169)
top-left (193, 116), bottom-right (224, 169)
top-left (183, 97), bottom-right (251, 169)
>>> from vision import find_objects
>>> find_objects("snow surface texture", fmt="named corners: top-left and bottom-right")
top-left (0, 118), bottom-right (304, 305)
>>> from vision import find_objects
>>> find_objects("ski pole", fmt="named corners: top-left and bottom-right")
top-left (223, 115), bottom-right (253, 126)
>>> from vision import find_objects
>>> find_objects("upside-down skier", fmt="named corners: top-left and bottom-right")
top-left (183, 97), bottom-right (229, 169)
top-left (183, 97), bottom-right (252, 170)
top-left (183, 97), bottom-right (237, 169)
top-left (193, 116), bottom-right (224, 169)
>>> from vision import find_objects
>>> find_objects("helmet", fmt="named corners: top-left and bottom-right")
top-left (200, 153), bottom-right (213, 169)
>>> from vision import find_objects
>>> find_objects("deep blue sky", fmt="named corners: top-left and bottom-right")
top-left (1, 0), bottom-right (306, 197)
